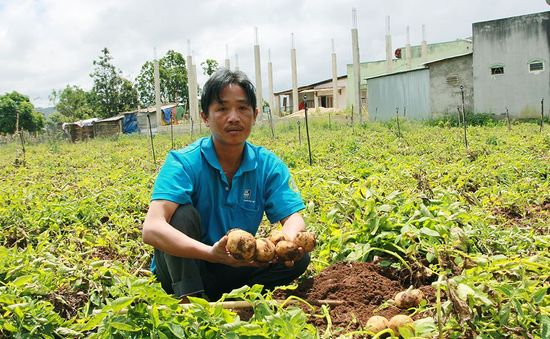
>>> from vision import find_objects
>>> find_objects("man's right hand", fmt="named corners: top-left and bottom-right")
top-left (210, 236), bottom-right (262, 267)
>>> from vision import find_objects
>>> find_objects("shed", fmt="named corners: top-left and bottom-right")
top-left (93, 116), bottom-right (124, 138)
top-left (63, 118), bottom-right (98, 142)
top-left (366, 52), bottom-right (473, 121)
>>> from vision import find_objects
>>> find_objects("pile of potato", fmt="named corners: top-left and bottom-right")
top-left (366, 288), bottom-right (425, 336)
top-left (225, 228), bottom-right (316, 263)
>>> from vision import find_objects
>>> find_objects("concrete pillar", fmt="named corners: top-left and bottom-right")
top-left (331, 39), bottom-right (338, 111)
top-left (235, 53), bottom-right (239, 71)
top-left (225, 44), bottom-right (230, 69)
top-left (406, 26), bottom-right (412, 69)
top-left (291, 33), bottom-right (298, 112)
top-left (186, 40), bottom-right (196, 121)
top-left (192, 63), bottom-right (199, 121)
top-left (154, 58), bottom-right (162, 128)
top-left (385, 16), bottom-right (393, 73)
top-left (351, 8), bottom-right (361, 123)
top-left (421, 24), bottom-right (428, 63)
top-left (254, 27), bottom-right (263, 117)
top-left (314, 92), bottom-right (319, 109)
top-left (267, 49), bottom-right (275, 116)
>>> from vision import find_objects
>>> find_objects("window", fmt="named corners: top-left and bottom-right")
top-left (446, 75), bottom-right (459, 86)
top-left (491, 66), bottom-right (504, 75)
top-left (529, 61), bottom-right (544, 73)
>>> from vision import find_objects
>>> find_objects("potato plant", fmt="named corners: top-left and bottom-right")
top-left (0, 120), bottom-right (548, 337)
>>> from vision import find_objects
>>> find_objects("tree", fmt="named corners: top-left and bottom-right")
top-left (118, 77), bottom-right (139, 112)
top-left (89, 48), bottom-right (138, 118)
top-left (201, 59), bottom-right (219, 76)
top-left (55, 85), bottom-right (95, 121)
top-left (0, 92), bottom-right (44, 134)
top-left (135, 50), bottom-right (188, 108)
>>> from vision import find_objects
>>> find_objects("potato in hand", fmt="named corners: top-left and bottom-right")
top-left (275, 240), bottom-right (303, 261)
top-left (293, 231), bottom-right (316, 252)
top-left (254, 238), bottom-right (276, 263)
top-left (226, 229), bottom-right (256, 261)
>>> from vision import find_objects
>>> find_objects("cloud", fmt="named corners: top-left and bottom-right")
top-left (0, 0), bottom-right (548, 107)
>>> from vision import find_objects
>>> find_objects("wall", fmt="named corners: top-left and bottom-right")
top-left (473, 12), bottom-right (550, 117)
top-left (428, 54), bottom-right (474, 116)
top-left (347, 39), bottom-right (473, 108)
top-left (367, 69), bottom-right (431, 121)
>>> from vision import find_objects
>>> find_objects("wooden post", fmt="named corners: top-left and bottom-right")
top-left (304, 95), bottom-right (313, 165)
top-left (396, 106), bottom-right (401, 138)
top-left (506, 107), bottom-right (511, 132)
top-left (146, 113), bottom-right (157, 169)
top-left (460, 86), bottom-right (468, 149)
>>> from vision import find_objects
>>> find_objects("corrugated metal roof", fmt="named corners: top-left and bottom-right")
top-left (422, 52), bottom-right (473, 66)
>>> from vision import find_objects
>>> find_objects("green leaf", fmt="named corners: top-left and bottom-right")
top-left (108, 296), bottom-right (135, 313)
top-left (420, 227), bottom-right (440, 237)
top-left (2, 321), bottom-right (17, 332)
top-left (110, 321), bottom-right (141, 332)
top-left (532, 286), bottom-right (548, 304)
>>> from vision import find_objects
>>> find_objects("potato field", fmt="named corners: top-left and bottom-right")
top-left (1, 119), bottom-right (549, 338)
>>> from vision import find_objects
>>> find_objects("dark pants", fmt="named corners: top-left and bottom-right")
top-left (154, 204), bottom-right (310, 300)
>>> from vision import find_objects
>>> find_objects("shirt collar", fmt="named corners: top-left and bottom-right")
top-left (201, 136), bottom-right (257, 175)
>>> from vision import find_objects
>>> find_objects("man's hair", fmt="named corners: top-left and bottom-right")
top-left (200, 68), bottom-right (257, 117)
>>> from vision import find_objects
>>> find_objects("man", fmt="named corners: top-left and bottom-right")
top-left (142, 68), bottom-right (310, 301)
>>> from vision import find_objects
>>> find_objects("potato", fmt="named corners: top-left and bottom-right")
top-left (366, 315), bottom-right (388, 333)
top-left (388, 314), bottom-right (414, 335)
top-left (254, 238), bottom-right (276, 263)
top-left (226, 229), bottom-right (256, 261)
top-left (294, 231), bottom-right (316, 252)
top-left (275, 240), bottom-right (302, 261)
top-left (394, 289), bottom-right (424, 309)
top-left (269, 230), bottom-right (288, 245)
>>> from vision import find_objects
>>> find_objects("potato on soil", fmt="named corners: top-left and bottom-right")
top-left (226, 229), bottom-right (256, 261)
top-left (254, 238), bottom-right (276, 263)
top-left (275, 240), bottom-right (302, 261)
top-left (394, 288), bottom-right (424, 309)
top-left (388, 314), bottom-right (414, 334)
top-left (366, 315), bottom-right (388, 333)
top-left (293, 231), bottom-right (316, 252)
top-left (268, 230), bottom-right (288, 245)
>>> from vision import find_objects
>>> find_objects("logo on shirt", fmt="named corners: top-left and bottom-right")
top-left (242, 188), bottom-right (255, 203)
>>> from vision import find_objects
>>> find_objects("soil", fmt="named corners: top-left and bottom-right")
top-left (271, 261), bottom-right (436, 332)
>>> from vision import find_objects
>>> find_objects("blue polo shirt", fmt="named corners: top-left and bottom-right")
top-left (151, 136), bottom-right (305, 246)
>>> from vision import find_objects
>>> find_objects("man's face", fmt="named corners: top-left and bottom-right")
top-left (201, 84), bottom-right (258, 147)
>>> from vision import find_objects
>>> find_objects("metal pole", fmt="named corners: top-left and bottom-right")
top-left (146, 113), bottom-right (157, 168)
top-left (303, 95), bottom-right (313, 165)
top-left (541, 98), bottom-right (544, 132)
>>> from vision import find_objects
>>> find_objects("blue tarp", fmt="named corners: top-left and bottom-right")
top-left (123, 113), bottom-right (138, 134)
top-left (162, 107), bottom-right (172, 124)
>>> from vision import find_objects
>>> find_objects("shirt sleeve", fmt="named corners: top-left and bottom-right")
top-left (264, 159), bottom-right (305, 223)
top-left (151, 151), bottom-right (194, 205)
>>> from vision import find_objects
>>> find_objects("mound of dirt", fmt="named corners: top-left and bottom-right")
top-left (275, 261), bottom-right (435, 331)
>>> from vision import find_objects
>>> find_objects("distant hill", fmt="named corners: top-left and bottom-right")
top-left (35, 106), bottom-right (55, 117)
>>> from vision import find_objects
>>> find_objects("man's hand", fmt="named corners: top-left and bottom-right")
top-left (210, 236), bottom-right (263, 267)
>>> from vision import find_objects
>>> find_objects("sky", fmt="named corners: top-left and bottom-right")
top-left (1, 0), bottom-right (549, 108)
